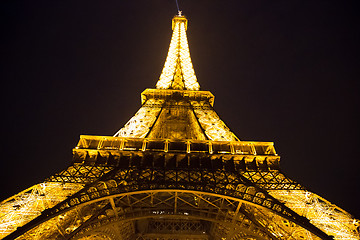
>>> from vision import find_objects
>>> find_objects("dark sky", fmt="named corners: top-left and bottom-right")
top-left (1, 1), bottom-right (359, 219)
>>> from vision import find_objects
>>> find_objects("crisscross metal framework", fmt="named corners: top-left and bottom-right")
top-left (1, 12), bottom-right (359, 240)
top-left (2, 146), bottom-right (335, 240)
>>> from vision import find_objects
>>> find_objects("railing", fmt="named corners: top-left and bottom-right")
top-left (141, 88), bottom-right (215, 106)
top-left (76, 135), bottom-right (276, 156)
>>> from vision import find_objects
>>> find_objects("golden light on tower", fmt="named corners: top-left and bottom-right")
top-left (156, 12), bottom-right (199, 91)
top-left (114, 12), bottom-right (238, 141)
top-left (0, 11), bottom-right (359, 240)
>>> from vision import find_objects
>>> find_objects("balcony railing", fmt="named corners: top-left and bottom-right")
top-left (75, 135), bottom-right (277, 156)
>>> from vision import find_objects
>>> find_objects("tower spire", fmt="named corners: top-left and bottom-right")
top-left (114, 13), bottom-right (238, 141)
top-left (156, 13), bottom-right (200, 90)
top-left (175, 0), bottom-right (181, 14)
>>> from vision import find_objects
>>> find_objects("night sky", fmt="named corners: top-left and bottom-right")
top-left (1, 1), bottom-right (359, 219)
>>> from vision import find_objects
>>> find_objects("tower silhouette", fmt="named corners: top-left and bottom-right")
top-left (0, 12), bottom-right (359, 240)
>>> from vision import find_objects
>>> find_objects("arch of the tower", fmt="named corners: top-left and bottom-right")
top-left (14, 189), bottom-right (327, 240)
top-left (2, 138), bottom-right (332, 240)
top-left (7, 158), bottom-right (333, 240)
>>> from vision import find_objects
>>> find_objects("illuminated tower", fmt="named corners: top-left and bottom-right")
top-left (0, 12), bottom-right (359, 240)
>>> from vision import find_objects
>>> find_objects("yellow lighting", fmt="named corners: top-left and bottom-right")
top-left (1, 13), bottom-right (359, 240)
top-left (156, 15), bottom-right (200, 91)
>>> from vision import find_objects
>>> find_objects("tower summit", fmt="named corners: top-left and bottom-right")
top-left (113, 13), bottom-right (238, 141)
top-left (156, 12), bottom-right (199, 90)
top-left (0, 13), bottom-right (359, 240)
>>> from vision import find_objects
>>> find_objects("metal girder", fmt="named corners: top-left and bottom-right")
top-left (269, 190), bottom-right (360, 240)
top-left (63, 191), bottom-right (295, 240)
top-left (46, 169), bottom-right (295, 220)
top-left (1, 150), bottom-right (334, 240)
top-left (47, 163), bottom-right (114, 184)
top-left (241, 171), bottom-right (303, 190)
top-left (3, 163), bottom-right (332, 240)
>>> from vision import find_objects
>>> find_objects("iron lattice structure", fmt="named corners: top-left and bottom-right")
top-left (1, 12), bottom-right (359, 240)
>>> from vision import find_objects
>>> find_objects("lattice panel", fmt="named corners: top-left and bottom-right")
top-left (269, 190), bottom-right (360, 240)
top-left (48, 163), bottom-right (114, 184)
top-left (114, 99), bottom-right (164, 138)
top-left (16, 200), bottom-right (109, 240)
top-left (148, 219), bottom-right (206, 234)
top-left (177, 18), bottom-right (199, 90)
top-left (244, 204), bottom-right (321, 240)
top-left (146, 101), bottom-right (207, 140)
top-left (0, 182), bottom-right (82, 239)
top-left (191, 101), bottom-right (238, 141)
top-left (241, 171), bottom-right (304, 190)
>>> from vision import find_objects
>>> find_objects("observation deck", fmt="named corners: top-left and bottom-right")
top-left (73, 135), bottom-right (280, 170)
top-left (141, 89), bottom-right (215, 106)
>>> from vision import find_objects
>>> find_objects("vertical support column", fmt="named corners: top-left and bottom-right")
top-left (109, 198), bottom-right (119, 219)
top-left (174, 192), bottom-right (178, 214)
top-left (225, 202), bottom-right (242, 239)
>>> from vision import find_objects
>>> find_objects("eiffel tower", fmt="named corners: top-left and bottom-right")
top-left (1, 12), bottom-right (359, 240)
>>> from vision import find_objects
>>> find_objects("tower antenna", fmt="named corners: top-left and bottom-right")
top-left (175, 0), bottom-right (181, 14)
